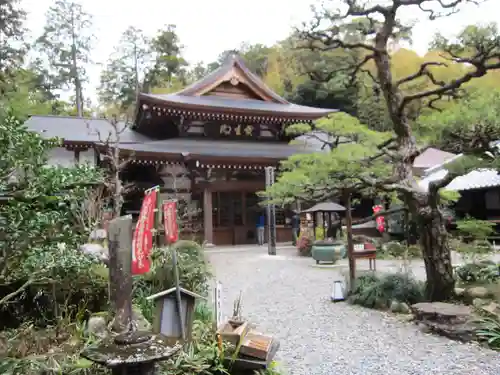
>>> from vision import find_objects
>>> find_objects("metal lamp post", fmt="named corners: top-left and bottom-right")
top-left (265, 166), bottom-right (277, 256)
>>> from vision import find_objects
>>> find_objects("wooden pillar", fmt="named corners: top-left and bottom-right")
top-left (108, 215), bottom-right (133, 333)
top-left (203, 189), bottom-right (213, 245)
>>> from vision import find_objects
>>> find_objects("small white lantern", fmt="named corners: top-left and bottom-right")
top-left (331, 280), bottom-right (346, 302)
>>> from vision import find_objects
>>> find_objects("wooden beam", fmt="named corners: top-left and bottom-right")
top-left (203, 189), bottom-right (213, 245)
top-left (194, 180), bottom-right (265, 193)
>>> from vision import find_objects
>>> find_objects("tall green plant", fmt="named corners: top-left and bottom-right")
top-left (455, 216), bottom-right (495, 263)
top-left (0, 113), bottom-right (104, 321)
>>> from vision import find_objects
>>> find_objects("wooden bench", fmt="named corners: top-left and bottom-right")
top-left (353, 243), bottom-right (377, 271)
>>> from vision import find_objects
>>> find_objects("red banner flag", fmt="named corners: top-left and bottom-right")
top-left (373, 205), bottom-right (385, 233)
top-left (132, 188), bottom-right (157, 275)
top-left (163, 201), bottom-right (178, 244)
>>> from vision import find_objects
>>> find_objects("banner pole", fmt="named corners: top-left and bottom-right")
top-left (155, 186), bottom-right (161, 247)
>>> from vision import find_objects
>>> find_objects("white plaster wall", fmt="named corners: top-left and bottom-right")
top-left (47, 147), bottom-right (95, 167)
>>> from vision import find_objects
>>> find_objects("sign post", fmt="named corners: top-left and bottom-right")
top-left (265, 166), bottom-right (277, 256)
top-left (214, 280), bottom-right (223, 329)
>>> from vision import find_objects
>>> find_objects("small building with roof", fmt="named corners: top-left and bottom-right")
top-left (419, 153), bottom-right (500, 227)
top-left (24, 54), bottom-right (336, 246)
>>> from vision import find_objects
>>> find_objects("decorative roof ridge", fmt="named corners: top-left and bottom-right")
top-left (174, 53), bottom-right (289, 104)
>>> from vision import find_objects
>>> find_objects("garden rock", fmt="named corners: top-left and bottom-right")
top-left (399, 302), bottom-right (410, 314)
top-left (80, 243), bottom-right (109, 263)
top-left (466, 286), bottom-right (490, 299)
top-left (473, 298), bottom-right (489, 308)
top-left (87, 316), bottom-right (108, 338)
top-left (411, 302), bottom-right (477, 342)
top-left (480, 301), bottom-right (500, 318)
top-left (454, 287), bottom-right (465, 297)
top-left (390, 300), bottom-right (399, 313)
top-left (389, 301), bottom-right (410, 314)
top-left (132, 305), bottom-right (152, 331)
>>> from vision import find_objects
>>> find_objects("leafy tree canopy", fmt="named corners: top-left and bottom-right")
top-left (265, 113), bottom-right (391, 205)
top-left (0, 111), bottom-right (103, 304)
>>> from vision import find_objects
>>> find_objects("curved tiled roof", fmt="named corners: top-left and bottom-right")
top-left (140, 93), bottom-right (335, 118)
top-left (24, 115), bottom-right (321, 161)
top-left (419, 168), bottom-right (500, 192)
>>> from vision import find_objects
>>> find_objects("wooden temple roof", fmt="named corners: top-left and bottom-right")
top-left (137, 54), bottom-right (336, 123)
top-left (25, 115), bottom-right (319, 163)
top-left (24, 55), bottom-right (337, 165)
top-left (24, 115), bottom-right (149, 145)
top-left (140, 92), bottom-right (334, 119)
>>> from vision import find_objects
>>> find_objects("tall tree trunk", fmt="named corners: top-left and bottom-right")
top-left (70, 7), bottom-right (82, 117)
top-left (417, 205), bottom-right (455, 301)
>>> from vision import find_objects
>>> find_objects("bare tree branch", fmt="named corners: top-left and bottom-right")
top-left (87, 116), bottom-right (135, 218)
top-left (396, 61), bottom-right (447, 87)
top-left (400, 58), bottom-right (500, 111)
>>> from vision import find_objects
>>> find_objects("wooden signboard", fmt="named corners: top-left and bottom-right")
top-left (240, 331), bottom-right (273, 360)
top-left (217, 320), bottom-right (250, 346)
top-left (204, 123), bottom-right (259, 139)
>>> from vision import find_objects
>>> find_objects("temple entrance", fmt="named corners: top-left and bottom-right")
top-left (211, 191), bottom-right (262, 245)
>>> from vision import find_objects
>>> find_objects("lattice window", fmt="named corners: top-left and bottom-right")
top-left (218, 192), bottom-right (231, 227)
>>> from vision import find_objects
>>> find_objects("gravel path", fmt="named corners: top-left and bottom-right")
top-left (206, 246), bottom-right (500, 375)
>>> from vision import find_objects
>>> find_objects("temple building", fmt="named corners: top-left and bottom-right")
top-left (24, 55), bottom-right (336, 245)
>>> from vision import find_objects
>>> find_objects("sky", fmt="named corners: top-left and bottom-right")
top-left (21, 0), bottom-right (500, 104)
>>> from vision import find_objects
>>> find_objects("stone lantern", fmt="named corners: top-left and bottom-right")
top-left (81, 331), bottom-right (181, 375)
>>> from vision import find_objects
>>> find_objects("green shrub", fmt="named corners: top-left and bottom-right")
top-left (377, 241), bottom-right (422, 259)
top-left (475, 316), bottom-right (500, 350)
top-left (455, 260), bottom-right (499, 284)
top-left (348, 272), bottom-right (425, 309)
top-left (160, 317), bottom-right (228, 375)
top-left (150, 241), bottom-right (211, 295)
top-left (457, 217), bottom-right (495, 240)
top-left (133, 241), bottom-right (212, 322)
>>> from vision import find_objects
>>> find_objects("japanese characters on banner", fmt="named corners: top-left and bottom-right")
top-left (214, 281), bottom-right (223, 328)
top-left (373, 205), bottom-right (385, 233)
top-left (131, 187), bottom-right (157, 275)
top-left (163, 200), bottom-right (179, 244)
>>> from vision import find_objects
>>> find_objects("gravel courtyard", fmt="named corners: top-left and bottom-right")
top-left (206, 246), bottom-right (500, 375)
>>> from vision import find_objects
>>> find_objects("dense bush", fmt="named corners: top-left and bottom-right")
top-left (348, 272), bottom-right (425, 309)
top-left (475, 316), bottom-right (500, 350)
top-left (0, 115), bottom-right (106, 328)
top-left (0, 311), bottom-right (108, 375)
top-left (453, 217), bottom-right (496, 263)
top-left (134, 240), bottom-right (212, 322)
top-left (376, 241), bottom-right (421, 260)
top-left (455, 260), bottom-right (499, 284)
